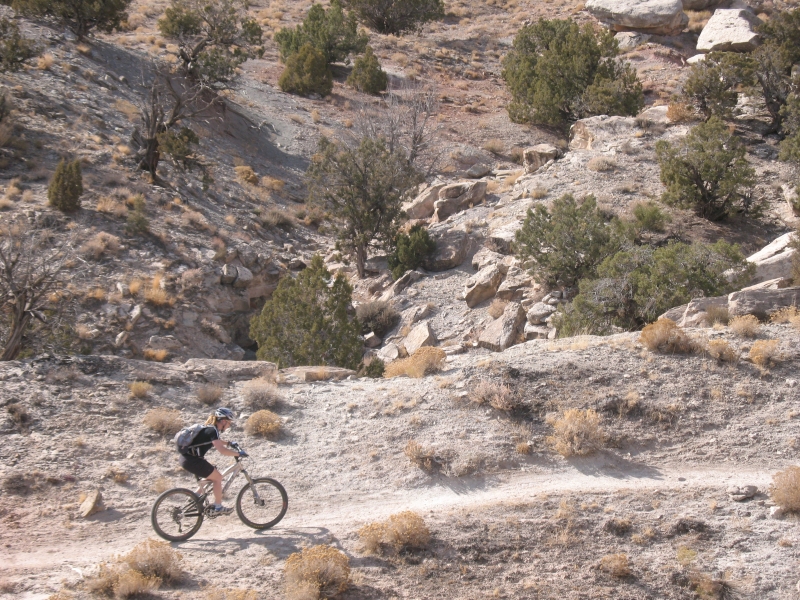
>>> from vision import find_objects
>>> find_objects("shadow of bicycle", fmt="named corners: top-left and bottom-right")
top-left (172, 525), bottom-right (340, 559)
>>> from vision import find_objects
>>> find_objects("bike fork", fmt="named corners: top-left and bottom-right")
top-left (242, 470), bottom-right (262, 503)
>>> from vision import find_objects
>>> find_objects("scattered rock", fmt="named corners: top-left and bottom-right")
top-left (524, 323), bottom-right (551, 340)
top-left (478, 302), bottom-right (525, 351)
top-left (220, 264), bottom-right (238, 285)
top-left (727, 485), bottom-right (758, 502)
top-left (466, 164), bottom-right (491, 178)
top-left (402, 183), bottom-right (445, 220)
top-left (378, 342), bottom-right (400, 361)
top-left (527, 302), bottom-right (557, 324)
top-left (232, 266), bottom-right (253, 288)
top-left (147, 335), bottom-right (181, 351)
top-left (130, 304), bottom-right (142, 326)
top-left (679, 295), bottom-right (728, 327)
top-left (443, 344), bottom-right (466, 356)
top-left (569, 115), bottom-right (638, 152)
top-left (614, 31), bottom-right (651, 50)
top-left (696, 8), bottom-right (762, 52)
top-left (770, 506), bottom-right (785, 520)
top-left (404, 321), bottom-right (437, 355)
top-left (114, 332), bottom-right (128, 348)
top-left (184, 358), bottom-right (277, 381)
top-left (380, 270), bottom-right (425, 300)
top-left (79, 489), bottom-right (103, 518)
top-left (686, 53), bottom-right (706, 64)
top-left (281, 366), bottom-right (357, 382)
top-left (400, 303), bottom-right (433, 328)
top-left (472, 247), bottom-right (508, 272)
top-left (495, 266), bottom-right (532, 301)
top-left (423, 229), bottom-right (468, 271)
top-left (586, 0), bottom-right (688, 36)
top-left (523, 144), bottom-right (561, 174)
top-left (364, 332), bottom-right (382, 348)
top-left (465, 265), bottom-right (504, 308)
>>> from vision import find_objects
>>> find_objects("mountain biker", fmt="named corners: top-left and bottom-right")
top-left (178, 407), bottom-right (242, 515)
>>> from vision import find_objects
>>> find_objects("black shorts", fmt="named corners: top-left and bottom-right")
top-left (178, 454), bottom-right (215, 479)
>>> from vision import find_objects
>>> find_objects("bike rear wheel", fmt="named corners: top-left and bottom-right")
top-left (151, 488), bottom-right (204, 542)
top-left (236, 478), bottom-right (288, 530)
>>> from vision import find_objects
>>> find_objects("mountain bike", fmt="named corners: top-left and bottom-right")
top-left (151, 442), bottom-right (288, 542)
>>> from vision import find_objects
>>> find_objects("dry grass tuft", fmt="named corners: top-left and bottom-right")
top-left (97, 196), bottom-right (128, 217)
top-left (689, 572), bottom-right (742, 600)
top-left (143, 408), bottom-right (183, 436)
top-left (639, 319), bottom-right (695, 354)
top-left (488, 298), bottom-right (508, 319)
top-left (358, 511), bottom-right (430, 554)
top-left (129, 380), bottom-right (152, 399)
top-left (261, 176), bottom-right (285, 192)
top-left (87, 563), bottom-right (160, 599)
top-left (121, 540), bottom-right (183, 583)
top-left (81, 232), bottom-right (120, 260)
top-left (196, 384), bottom-right (223, 405)
top-left (771, 466), bottom-right (800, 512)
top-left (704, 305), bottom-right (729, 326)
top-left (587, 156), bottom-right (616, 172)
top-left (143, 348), bottom-right (169, 362)
top-left (749, 339), bottom-right (780, 369)
top-left (666, 101), bottom-right (694, 123)
top-left (547, 409), bottom-right (604, 457)
top-left (206, 587), bottom-right (259, 600)
top-left (243, 378), bottom-right (281, 409)
top-left (235, 165), bottom-right (259, 185)
top-left (706, 339), bottom-right (738, 363)
top-left (244, 410), bottom-right (281, 437)
top-left (384, 347), bottom-right (446, 378)
top-left (404, 439), bottom-right (438, 472)
top-left (599, 553), bottom-right (631, 579)
top-left (144, 284), bottom-right (175, 308)
top-left (284, 545), bottom-right (350, 600)
top-left (471, 380), bottom-right (518, 411)
top-left (483, 138), bottom-right (504, 154)
top-left (729, 315), bottom-right (760, 338)
top-left (770, 306), bottom-right (800, 323)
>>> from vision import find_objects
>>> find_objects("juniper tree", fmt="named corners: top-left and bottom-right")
top-left (0, 17), bottom-right (38, 72)
top-left (343, 0), bottom-right (444, 35)
top-left (12, 0), bottom-right (131, 40)
top-left (47, 158), bottom-right (83, 213)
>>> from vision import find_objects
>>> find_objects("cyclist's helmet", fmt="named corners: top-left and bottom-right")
top-left (215, 407), bottom-right (235, 421)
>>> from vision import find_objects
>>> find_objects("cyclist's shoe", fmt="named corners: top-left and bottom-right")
top-left (213, 505), bottom-right (233, 516)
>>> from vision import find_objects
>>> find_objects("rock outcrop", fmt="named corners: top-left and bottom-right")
top-left (696, 9), bottom-right (761, 52)
top-left (569, 115), bottom-right (638, 152)
top-left (523, 144), bottom-right (561, 174)
top-left (465, 265), bottom-right (504, 308)
top-left (728, 287), bottom-right (800, 318)
top-left (402, 182), bottom-right (445, 220)
top-left (433, 181), bottom-right (488, 222)
top-left (586, 0), bottom-right (688, 36)
top-left (745, 232), bottom-right (796, 285)
top-left (423, 229), bottom-right (468, 271)
top-left (478, 302), bottom-right (525, 352)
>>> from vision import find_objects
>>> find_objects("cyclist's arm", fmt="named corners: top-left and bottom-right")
top-left (212, 439), bottom-right (240, 456)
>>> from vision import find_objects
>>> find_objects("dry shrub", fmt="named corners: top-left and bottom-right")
top-left (729, 314), bottom-right (760, 338)
top-left (129, 381), bottom-right (152, 398)
top-left (243, 378), bottom-right (281, 409)
top-left (587, 156), bottom-right (616, 172)
top-left (704, 305), bottom-right (729, 326)
top-left (384, 347), bottom-right (446, 378)
top-left (261, 176), bottom-right (285, 192)
top-left (284, 545), bottom-right (350, 600)
top-left (81, 232), bottom-right (120, 260)
top-left (206, 587), bottom-right (259, 600)
top-left (7, 403), bottom-right (30, 427)
top-left (770, 306), bottom-right (800, 323)
top-left (235, 165), bottom-right (259, 185)
top-left (547, 409), bottom-right (604, 457)
top-left (706, 339), bottom-right (738, 363)
top-left (196, 384), bottom-right (223, 405)
top-left (121, 540), bottom-right (183, 583)
top-left (144, 285), bottom-right (175, 307)
top-left (666, 101), bottom-right (694, 123)
top-left (404, 439), bottom-right (437, 472)
top-left (471, 380), bottom-right (518, 411)
top-left (87, 563), bottom-right (160, 599)
top-left (355, 301), bottom-right (400, 337)
top-left (599, 553), bottom-right (631, 579)
top-left (483, 138), bottom-right (504, 154)
top-left (244, 410), bottom-right (281, 437)
top-left (97, 196), bottom-right (128, 217)
top-left (143, 348), bottom-right (169, 362)
top-left (749, 339), bottom-right (780, 369)
top-left (689, 572), bottom-right (742, 600)
top-left (106, 468), bottom-right (129, 484)
top-left (143, 408), bottom-right (183, 436)
top-left (771, 466), bottom-right (800, 512)
top-left (639, 319), bottom-right (694, 354)
top-left (487, 298), bottom-right (508, 319)
top-left (516, 441), bottom-right (531, 454)
top-left (358, 511), bottom-right (430, 555)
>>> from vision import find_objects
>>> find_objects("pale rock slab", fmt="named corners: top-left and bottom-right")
top-left (478, 302), bottom-right (525, 352)
top-left (402, 183), bottom-right (445, 220)
top-left (586, 0), bottom-right (688, 35)
top-left (569, 115), bottom-right (638, 151)
top-left (697, 9), bottom-right (762, 52)
top-left (423, 229), bottom-right (468, 271)
top-left (728, 287), bottom-right (800, 318)
top-left (404, 321), bottom-right (436, 355)
top-left (472, 247), bottom-right (506, 272)
top-left (527, 302), bottom-right (557, 324)
top-left (184, 358), bottom-right (277, 381)
top-left (80, 489), bottom-right (104, 518)
top-left (523, 144), bottom-right (561, 174)
top-left (615, 31), bottom-right (651, 50)
top-left (433, 181), bottom-right (488, 221)
top-left (232, 266), bottom-right (253, 289)
top-left (378, 342), bottom-right (400, 361)
top-left (746, 232), bottom-right (796, 285)
top-left (524, 323), bottom-right (551, 340)
top-left (465, 265), bottom-right (504, 308)
top-left (495, 266), bottom-right (532, 301)
top-left (364, 332), bottom-right (382, 348)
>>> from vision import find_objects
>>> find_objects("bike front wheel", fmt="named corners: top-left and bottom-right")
top-left (151, 488), bottom-right (204, 542)
top-left (236, 478), bottom-right (288, 530)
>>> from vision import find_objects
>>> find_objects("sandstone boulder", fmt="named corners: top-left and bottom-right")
top-left (465, 265), bottom-right (504, 308)
top-left (527, 302), bottom-right (557, 324)
top-left (728, 287), bottom-right (800, 318)
top-left (281, 366), bottom-right (356, 382)
top-left (478, 302), bottom-right (525, 352)
top-left (467, 164), bottom-right (491, 178)
top-left (378, 343), bottom-right (400, 361)
top-left (680, 295), bottom-right (728, 327)
top-left (523, 144), bottom-right (561, 174)
top-left (405, 321), bottom-right (436, 355)
top-left (495, 266), bottom-right (532, 301)
top-left (364, 332), bottom-right (382, 348)
top-left (746, 232), bottom-right (796, 285)
top-left (433, 181), bottom-right (488, 221)
top-left (423, 229), bottom-right (468, 271)
top-left (232, 266), bottom-right (253, 289)
top-left (615, 31), bottom-right (651, 49)
top-left (80, 489), bottom-right (104, 518)
top-left (379, 269), bottom-right (425, 301)
top-left (472, 247), bottom-right (507, 272)
top-left (586, 0), bottom-right (688, 36)
top-left (220, 264), bottom-right (238, 285)
top-left (147, 335), bottom-right (181, 351)
top-left (402, 183), bottom-right (445, 220)
top-left (697, 9), bottom-right (761, 52)
top-left (400, 303), bottom-right (433, 328)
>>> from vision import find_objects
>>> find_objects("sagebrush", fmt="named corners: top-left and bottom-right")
top-left (284, 545), bottom-right (350, 600)
top-left (547, 408), bottom-right (604, 457)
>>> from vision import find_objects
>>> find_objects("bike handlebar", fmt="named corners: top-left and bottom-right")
top-left (228, 441), bottom-right (249, 458)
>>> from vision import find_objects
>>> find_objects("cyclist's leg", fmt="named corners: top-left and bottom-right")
top-left (206, 469), bottom-right (223, 506)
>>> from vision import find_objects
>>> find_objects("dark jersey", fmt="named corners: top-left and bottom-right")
top-left (187, 426), bottom-right (219, 457)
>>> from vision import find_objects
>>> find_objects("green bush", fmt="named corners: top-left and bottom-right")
top-left (779, 91), bottom-right (800, 165)
top-left (632, 202), bottom-right (669, 233)
top-left (514, 194), bottom-right (620, 288)
top-left (501, 18), bottom-right (643, 126)
top-left (250, 255), bottom-right (363, 369)
top-left (359, 357), bottom-right (385, 378)
top-left (12, 0), bottom-right (131, 40)
top-left (388, 225), bottom-right (436, 279)
top-left (681, 52), bottom-right (755, 120)
top-left (347, 46), bottom-right (387, 94)
top-left (343, 0), bottom-right (444, 35)
top-left (278, 43), bottom-right (333, 97)
top-left (47, 159), bottom-right (83, 213)
top-left (157, 126), bottom-right (199, 170)
top-left (275, 0), bottom-right (367, 64)
top-left (125, 195), bottom-right (149, 235)
top-left (754, 8), bottom-right (800, 130)
top-left (554, 241), bottom-right (754, 336)
top-left (655, 117), bottom-right (755, 221)
top-left (0, 18), bottom-right (38, 72)
top-left (356, 301), bottom-right (399, 337)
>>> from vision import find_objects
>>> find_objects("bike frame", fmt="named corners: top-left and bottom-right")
top-left (195, 457), bottom-right (260, 503)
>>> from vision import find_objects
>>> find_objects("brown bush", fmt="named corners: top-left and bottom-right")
top-left (358, 511), bottom-right (430, 555)
top-left (704, 305), bottom-right (729, 326)
top-left (599, 553), bottom-right (631, 579)
top-left (706, 339), bottom-right (738, 363)
top-left (144, 286), bottom-right (175, 307)
top-left (587, 156), bottom-right (616, 172)
top-left (244, 410), bottom-right (281, 437)
top-left (384, 347), bottom-right (446, 378)
top-left (81, 232), bottom-right (120, 260)
top-left (121, 540), bottom-right (183, 583)
top-left (284, 545), bottom-right (350, 600)
top-left (206, 587), bottom-right (259, 600)
top-left (404, 439), bottom-right (437, 472)
top-left (487, 298), bottom-right (508, 319)
top-left (639, 319), bottom-right (695, 354)
top-left (770, 306), bottom-right (800, 323)
top-left (129, 381), bottom-right (152, 398)
top-left (547, 409), bottom-right (604, 457)
top-left (666, 101), bottom-right (694, 123)
top-left (143, 348), bottom-right (169, 362)
top-left (234, 165), bottom-right (258, 185)
top-left (471, 380), bottom-right (518, 411)
top-left (749, 339), bottom-right (780, 369)
top-left (771, 466), bottom-right (800, 513)
top-left (143, 408), bottom-right (183, 436)
top-left (689, 572), bottom-right (740, 600)
top-left (729, 314), bottom-right (760, 338)
top-left (243, 378), bottom-right (282, 409)
top-left (196, 384), bottom-right (223, 405)
top-left (87, 563), bottom-right (160, 599)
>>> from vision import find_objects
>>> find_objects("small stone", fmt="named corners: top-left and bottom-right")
top-left (466, 164), bottom-right (491, 178)
top-left (404, 322), bottom-right (436, 355)
top-left (770, 506), bottom-right (785, 520)
top-left (129, 304), bottom-right (142, 325)
top-left (364, 332), bottom-right (382, 348)
top-left (80, 489), bottom-right (103, 518)
top-left (114, 332), bottom-right (128, 348)
top-left (378, 343), bottom-right (400, 361)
